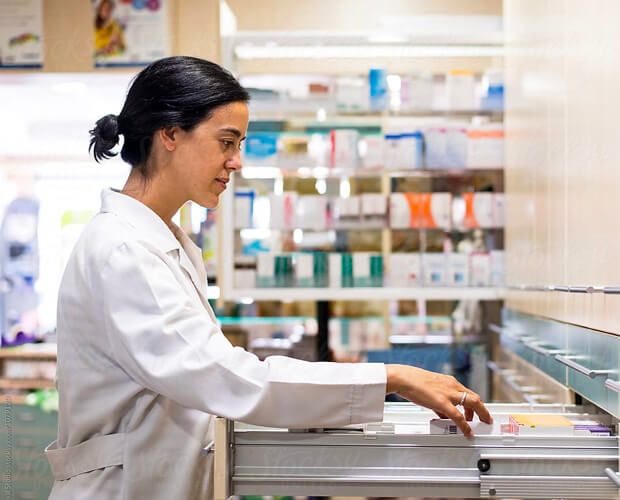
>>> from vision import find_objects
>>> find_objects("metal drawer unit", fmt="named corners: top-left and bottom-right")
top-left (500, 309), bottom-right (620, 417)
top-left (214, 403), bottom-right (620, 499)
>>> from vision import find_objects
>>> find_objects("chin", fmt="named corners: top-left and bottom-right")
top-left (195, 194), bottom-right (219, 209)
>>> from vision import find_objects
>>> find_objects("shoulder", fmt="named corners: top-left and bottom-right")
top-left (75, 212), bottom-right (167, 275)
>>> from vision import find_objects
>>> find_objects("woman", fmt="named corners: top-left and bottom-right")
top-left (45, 56), bottom-right (492, 499)
top-left (94, 0), bottom-right (125, 58)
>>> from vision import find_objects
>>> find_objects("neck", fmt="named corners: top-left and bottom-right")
top-left (121, 168), bottom-right (186, 227)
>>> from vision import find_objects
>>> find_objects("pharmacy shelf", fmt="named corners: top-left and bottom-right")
top-left (240, 165), bottom-right (504, 179)
top-left (249, 109), bottom-right (503, 120)
top-left (0, 378), bottom-right (55, 390)
top-left (0, 346), bottom-right (57, 360)
top-left (224, 287), bottom-right (506, 302)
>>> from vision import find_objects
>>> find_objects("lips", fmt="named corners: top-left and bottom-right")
top-left (215, 178), bottom-right (229, 189)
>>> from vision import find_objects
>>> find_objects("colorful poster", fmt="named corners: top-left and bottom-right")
top-left (93, 0), bottom-right (169, 67)
top-left (0, 0), bottom-right (43, 68)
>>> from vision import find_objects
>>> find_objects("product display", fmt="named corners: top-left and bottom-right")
top-left (242, 249), bottom-right (504, 289)
top-left (242, 124), bottom-right (504, 170)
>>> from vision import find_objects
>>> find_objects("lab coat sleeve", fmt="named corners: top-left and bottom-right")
top-left (98, 241), bottom-right (386, 428)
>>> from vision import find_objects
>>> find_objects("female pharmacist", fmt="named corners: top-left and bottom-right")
top-left (45, 56), bottom-right (492, 500)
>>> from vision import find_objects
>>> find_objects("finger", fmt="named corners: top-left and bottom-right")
top-left (463, 391), bottom-right (493, 424)
top-left (434, 410), bottom-right (449, 419)
top-left (443, 404), bottom-right (473, 438)
top-left (465, 407), bottom-right (474, 422)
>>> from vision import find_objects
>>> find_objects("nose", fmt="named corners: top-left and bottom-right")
top-left (226, 150), bottom-right (242, 172)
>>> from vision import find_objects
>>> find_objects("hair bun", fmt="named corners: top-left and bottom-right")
top-left (89, 114), bottom-right (120, 162)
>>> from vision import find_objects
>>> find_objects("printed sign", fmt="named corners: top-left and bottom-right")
top-left (93, 0), bottom-right (169, 67)
top-left (0, 0), bottom-right (43, 68)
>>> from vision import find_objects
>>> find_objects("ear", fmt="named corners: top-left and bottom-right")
top-left (158, 126), bottom-right (180, 152)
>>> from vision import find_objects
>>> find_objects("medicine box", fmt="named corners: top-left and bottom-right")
top-left (423, 253), bottom-right (448, 286)
top-left (470, 253), bottom-right (491, 286)
top-left (389, 253), bottom-right (421, 287)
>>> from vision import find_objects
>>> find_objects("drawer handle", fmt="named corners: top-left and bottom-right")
top-left (554, 355), bottom-right (615, 379)
top-left (203, 440), bottom-right (215, 455)
top-left (603, 287), bottom-right (620, 295)
top-left (522, 340), bottom-right (566, 357)
top-left (605, 379), bottom-right (620, 393)
top-left (605, 468), bottom-right (620, 488)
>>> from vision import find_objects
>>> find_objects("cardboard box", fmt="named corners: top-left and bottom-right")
top-left (423, 253), bottom-right (448, 286)
top-left (470, 252), bottom-right (491, 286)
top-left (389, 253), bottom-right (422, 286)
top-left (449, 253), bottom-right (470, 287)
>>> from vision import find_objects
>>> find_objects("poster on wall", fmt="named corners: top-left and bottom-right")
top-left (0, 0), bottom-right (43, 68)
top-left (93, 0), bottom-right (169, 67)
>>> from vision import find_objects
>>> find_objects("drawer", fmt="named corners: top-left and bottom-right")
top-left (218, 403), bottom-right (620, 499)
top-left (564, 322), bottom-right (620, 415)
top-left (501, 309), bottom-right (620, 417)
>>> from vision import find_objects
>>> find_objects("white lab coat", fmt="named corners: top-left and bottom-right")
top-left (46, 188), bottom-right (386, 500)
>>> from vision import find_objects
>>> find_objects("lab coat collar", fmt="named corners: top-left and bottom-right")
top-left (100, 188), bottom-right (181, 254)
top-left (100, 189), bottom-right (211, 307)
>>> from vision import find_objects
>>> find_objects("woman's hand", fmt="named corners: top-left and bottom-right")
top-left (386, 364), bottom-right (493, 437)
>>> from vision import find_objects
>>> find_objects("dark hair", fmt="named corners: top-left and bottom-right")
top-left (89, 56), bottom-right (250, 177)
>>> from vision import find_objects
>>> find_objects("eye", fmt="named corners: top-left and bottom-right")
top-left (221, 140), bottom-right (234, 149)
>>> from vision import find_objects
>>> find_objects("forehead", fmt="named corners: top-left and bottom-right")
top-left (205, 101), bottom-right (249, 133)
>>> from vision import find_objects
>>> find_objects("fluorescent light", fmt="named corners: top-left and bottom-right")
top-left (235, 45), bottom-right (503, 59)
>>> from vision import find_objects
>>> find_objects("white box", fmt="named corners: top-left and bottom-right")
top-left (360, 135), bottom-right (384, 169)
top-left (256, 253), bottom-right (275, 287)
top-left (430, 418), bottom-right (496, 435)
top-left (295, 253), bottom-right (314, 286)
top-left (463, 193), bottom-right (494, 229)
top-left (446, 127), bottom-right (468, 169)
top-left (353, 252), bottom-right (372, 287)
top-left (234, 190), bottom-right (255, 229)
top-left (446, 71), bottom-right (477, 110)
top-left (389, 253), bottom-right (421, 286)
top-left (332, 196), bottom-right (361, 227)
top-left (330, 129), bottom-right (360, 168)
top-left (389, 193), bottom-right (412, 229)
top-left (493, 193), bottom-right (505, 227)
top-left (234, 269), bottom-right (257, 289)
top-left (384, 134), bottom-right (402, 169)
top-left (296, 195), bottom-right (328, 230)
top-left (336, 76), bottom-right (368, 111)
top-left (360, 194), bottom-right (387, 223)
top-left (269, 192), bottom-right (298, 230)
top-left (466, 126), bottom-right (504, 168)
top-left (427, 193), bottom-right (452, 230)
top-left (329, 253), bottom-right (342, 288)
top-left (449, 253), bottom-right (470, 287)
top-left (490, 250), bottom-right (505, 286)
top-left (470, 253), bottom-right (491, 286)
top-left (423, 253), bottom-right (448, 286)
top-left (424, 128), bottom-right (448, 168)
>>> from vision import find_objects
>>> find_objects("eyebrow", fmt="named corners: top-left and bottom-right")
top-left (219, 127), bottom-right (244, 138)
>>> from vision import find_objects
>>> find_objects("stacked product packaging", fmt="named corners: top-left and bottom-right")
top-left (234, 189), bottom-right (504, 290)
top-left (243, 124), bottom-right (504, 170)
top-left (236, 192), bottom-right (504, 231)
top-left (234, 250), bottom-right (504, 290)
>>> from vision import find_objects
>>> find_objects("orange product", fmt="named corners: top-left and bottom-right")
top-left (420, 193), bottom-right (452, 230)
top-left (463, 192), bottom-right (494, 229)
